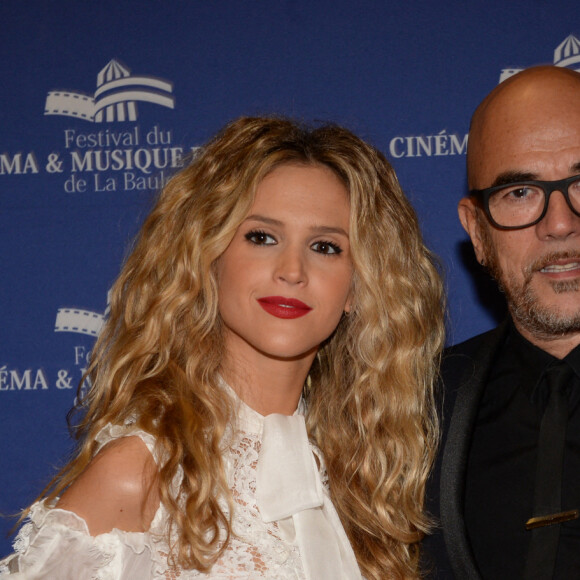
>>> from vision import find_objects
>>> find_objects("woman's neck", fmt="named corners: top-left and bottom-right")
top-left (220, 348), bottom-right (315, 416)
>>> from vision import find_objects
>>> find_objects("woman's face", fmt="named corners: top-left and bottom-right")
top-left (216, 163), bottom-right (353, 367)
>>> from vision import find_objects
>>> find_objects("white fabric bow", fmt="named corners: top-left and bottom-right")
top-left (256, 413), bottom-right (362, 580)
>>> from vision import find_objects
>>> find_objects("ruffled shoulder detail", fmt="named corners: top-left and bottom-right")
top-left (0, 424), bottom-right (171, 579)
top-left (0, 500), bottom-right (152, 579)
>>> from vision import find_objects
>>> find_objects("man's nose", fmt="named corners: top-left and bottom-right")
top-left (536, 190), bottom-right (580, 240)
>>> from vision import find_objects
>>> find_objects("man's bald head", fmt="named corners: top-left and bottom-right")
top-left (467, 66), bottom-right (580, 189)
top-left (460, 65), bottom-right (580, 356)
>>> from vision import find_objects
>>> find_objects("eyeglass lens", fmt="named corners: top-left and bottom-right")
top-left (488, 176), bottom-right (580, 228)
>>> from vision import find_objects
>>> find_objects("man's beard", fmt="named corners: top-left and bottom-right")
top-left (479, 215), bottom-right (580, 340)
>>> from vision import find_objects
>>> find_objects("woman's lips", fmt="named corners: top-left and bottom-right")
top-left (257, 296), bottom-right (312, 319)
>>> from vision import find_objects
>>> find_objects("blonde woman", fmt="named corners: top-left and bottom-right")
top-left (0, 117), bottom-right (444, 579)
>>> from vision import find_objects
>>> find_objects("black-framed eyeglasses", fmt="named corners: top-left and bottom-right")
top-left (469, 174), bottom-right (580, 230)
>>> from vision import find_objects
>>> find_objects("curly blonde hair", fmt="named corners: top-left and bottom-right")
top-left (44, 117), bottom-right (444, 579)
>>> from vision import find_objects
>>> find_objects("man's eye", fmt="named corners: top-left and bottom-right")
top-left (509, 187), bottom-right (533, 199)
top-left (499, 185), bottom-right (542, 202)
top-left (245, 230), bottom-right (277, 245)
top-left (311, 241), bottom-right (342, 255)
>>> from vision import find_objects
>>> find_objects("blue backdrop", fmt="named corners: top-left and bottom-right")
top-left (1, 0), bottom-right (579, 558)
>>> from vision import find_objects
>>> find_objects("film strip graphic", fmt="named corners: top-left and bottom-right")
top-left (44, 59), bottom-right (174, 123)
top-left (54, 290), bottom-right (111, 337)
top-left (54, 308), bottom-right (104, 337)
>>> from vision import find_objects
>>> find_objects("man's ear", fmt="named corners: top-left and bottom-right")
top-left (458, 197), bottom-right (487, 265)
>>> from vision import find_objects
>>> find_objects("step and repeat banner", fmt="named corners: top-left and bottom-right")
top-left (1, 0), bottom-right (578, 556)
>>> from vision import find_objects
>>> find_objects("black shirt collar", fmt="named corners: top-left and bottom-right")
top-left (564, 339), bottom-right (580, 378)
top-left (506, 320), bottom-right (580, 401)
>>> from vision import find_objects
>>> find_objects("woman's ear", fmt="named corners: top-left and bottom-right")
top-left (343, 294), bottom-right (352, 314)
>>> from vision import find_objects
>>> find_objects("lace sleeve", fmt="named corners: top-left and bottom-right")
top-left (0, 501), bottom-right (152, 580)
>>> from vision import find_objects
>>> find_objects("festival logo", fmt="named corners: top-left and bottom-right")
top-left (499, 34), bottom-right (580, 82)
top-left (45, 59), bottom-right (175, 123)
top-left (0, 58), bottom-right (196, 193)
top-left (0, 289), bottom-right (110, 393)
top-left (1, 60), bottom-right (184, 393)
top-left (47, 292), bottom-right (111, 400)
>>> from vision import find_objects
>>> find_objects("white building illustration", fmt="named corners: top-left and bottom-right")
top-left (44, 59), bottom-right (175, 122)
top-left (499, 34), bottom-right (580, 83)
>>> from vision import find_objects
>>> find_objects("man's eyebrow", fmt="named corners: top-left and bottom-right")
top-left (489, 171), bottom-right (539, 188)
top-left (489, 165), bottom-right (580, 188)
top-left (243, 214), bottom-right (349, 237)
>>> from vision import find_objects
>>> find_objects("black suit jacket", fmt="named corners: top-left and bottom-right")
top-left (424, 321), bottom-right (509, 579)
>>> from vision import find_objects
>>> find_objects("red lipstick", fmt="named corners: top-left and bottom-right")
top-left (257, 296), bottom-right (312, 319)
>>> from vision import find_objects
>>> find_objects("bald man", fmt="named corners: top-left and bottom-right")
top-left (427, 67), bottom-right (580, 579)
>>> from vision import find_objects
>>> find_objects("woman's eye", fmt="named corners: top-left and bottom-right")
top-left (311, 241), bottom-right (342, 255)
top-left (245, 230), bottom-right (277, 245)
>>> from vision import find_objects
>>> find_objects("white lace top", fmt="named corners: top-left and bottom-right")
top-left (0, 393), bottom-right (362, 579)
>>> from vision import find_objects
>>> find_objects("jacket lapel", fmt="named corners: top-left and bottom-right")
top-left (440, 321), bottom-right (508, 579)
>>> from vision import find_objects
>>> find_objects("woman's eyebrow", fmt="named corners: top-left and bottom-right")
top-left (309, 225), bottom-right (349, 237)
top-left (243, 214), bottom-right (282, 226)
top-left (244, 215), bottom-right (348, 236)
